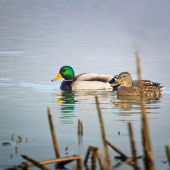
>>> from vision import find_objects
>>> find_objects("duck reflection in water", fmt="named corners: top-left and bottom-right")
top-left (52, 90), bottom-right (75, 124)
top-left (53, 90), bottom-right (116, 124)
top-left (112, 95), bottom-right (162, 115)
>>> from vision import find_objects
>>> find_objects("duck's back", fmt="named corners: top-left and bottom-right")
top-left (132, 80), bottom-right (154, 87)
top-left (118, 80), bottom-right (164, 96)
top-left (75, 73), bottom-right (113, 82)
top-left (71, 73), bottom-right (114, 90)
top-left (133, 80), bottom-right (164, 95)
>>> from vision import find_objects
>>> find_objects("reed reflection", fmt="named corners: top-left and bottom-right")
top-left (112, 95), bottom-right (162, 116)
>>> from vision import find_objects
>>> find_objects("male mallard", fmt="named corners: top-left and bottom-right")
top-left (112, 72), bottom-right (165, 96)
top-left (51, 66), bottom-right (117, 90)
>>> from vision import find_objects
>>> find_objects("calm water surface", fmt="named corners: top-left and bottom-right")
top-left (0, 1), bottom-right (170, 170)
top-left (0, 53), bottom-right (170, 170)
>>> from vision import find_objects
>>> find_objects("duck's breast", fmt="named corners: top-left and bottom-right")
top-left (60, 81), bottom-right (72, 90)
top-left (118, 86), bottom-right (138, 96)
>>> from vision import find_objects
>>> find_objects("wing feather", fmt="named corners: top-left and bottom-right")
top-left (75, 74), bottom-right (113, 83)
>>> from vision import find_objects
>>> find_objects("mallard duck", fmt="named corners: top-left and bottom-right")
top-left (51, 66), bottom-right (118, 90)
top-left (112, 72), bottom-right (165, 96)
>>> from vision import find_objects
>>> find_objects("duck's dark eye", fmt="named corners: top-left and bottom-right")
top-left (62, 69), bottom-right (66, 72)
top-left (121, 75), bottom-right (126, 78)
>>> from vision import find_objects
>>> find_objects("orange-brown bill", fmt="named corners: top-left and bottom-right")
top-left (111, 79), bottom-right (121, 86)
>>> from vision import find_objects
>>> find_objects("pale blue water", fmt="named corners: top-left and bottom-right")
top-left (0, 1), bottom-right (170, 170)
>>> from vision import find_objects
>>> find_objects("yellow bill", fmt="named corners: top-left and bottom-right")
top-left (51, 73), bottom-right (62, 82)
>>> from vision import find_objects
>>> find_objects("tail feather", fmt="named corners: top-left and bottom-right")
top-left (159, 86), bottom-right (165, 91)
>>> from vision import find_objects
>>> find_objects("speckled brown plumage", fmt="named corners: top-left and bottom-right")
top-left (112, 72), bottom-right (165, 96)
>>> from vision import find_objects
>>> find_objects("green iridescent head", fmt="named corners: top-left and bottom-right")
top-left (51, 66), bottom-right (75, 81)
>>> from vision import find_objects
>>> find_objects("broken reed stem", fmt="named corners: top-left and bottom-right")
top-left (165, 145), bottom-right (170, 167)
top-left (47, 107), bottom-right (60, 158)
top-left (106, 140), bottom-right (127, 158)
top-left (11, 133), bottom-right (14, 141)
top-left (128, 122), bottom-right (138, 170)
top-left (21, 155), bottom-right (50, 170)
top-left (96, 148), bottom-right (104, 170)
top-left (126, 156), bottom-right (143, 164)
top-left (84, 145), bottom-right (94, 165)
top-left (77, 157), bottom-right (83, 170)
top-left (136, 53), bottom-right (155, 170)
top-left (78, 119), bottom-right (83, 136)
top-left (28, 156), bottom-right (82, 168)
top-left (91, 148), bottom-right (96, 170)
top-left (84, 145), bottom-right (104, 170)
top-left (78, 119), bottom-right (81, 131)
top-left (94, 92), bottom-right (111, 170)
top-left (81, 120), bottom-right (83, 133)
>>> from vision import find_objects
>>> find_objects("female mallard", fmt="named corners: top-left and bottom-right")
top-left (51, 66), bottom-right (117, 90)
top-left (112, 72), bottom-right (165, 96)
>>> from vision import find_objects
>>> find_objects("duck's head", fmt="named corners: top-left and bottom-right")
top-left (51, 66), bottom-right (75, 82)
top-left (112, 72), bottom-right (132, 87)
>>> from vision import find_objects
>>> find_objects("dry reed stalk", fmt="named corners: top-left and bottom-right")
top-left (21, 155), bottom-right (50, 170)
top-left (165, 145), bottom-right (170, 167)
top-left (28, 156), bottom-right (82, 168)
top-left (84, 145), bottom-right (104, 170)
top-left (47, 107), bottom-right (60, 158)
top-left (78, 119), bottom-right (83, 136)
top-left (128, 122), bottom-right (138, 169)
top-left (11, 133), bottom-right (14, 141)
top-left (96, 148), bottom-right (104, 170)
top-left (136, 53), bottom-right (155, 170)
top-left (91, 148), bottom-right (96, 169)
top-left (78, 119), bottom-right (81, 132)
top-left (76, 157), bottom-right (83, 169)
top-left (106, 140), bottom-right (127, 158)
top-left (84, 145), bottom-right (94, 165)
top-left (94, 92), bottom-right (111, 170)
top-left (80, 120), bottom-right (83, 135)
top-left (126, 156), bottom-right (142, 164)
